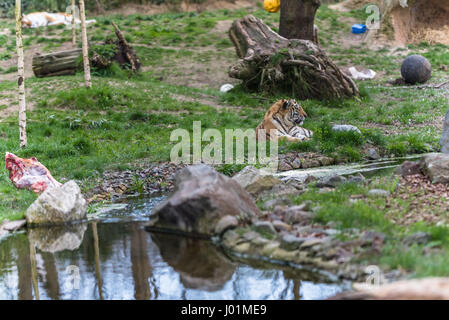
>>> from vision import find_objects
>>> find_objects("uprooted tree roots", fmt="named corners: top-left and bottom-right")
top-left (90, 22), bottom-right (142, 72)
top-left (228, 15), bottom-right (359, 100)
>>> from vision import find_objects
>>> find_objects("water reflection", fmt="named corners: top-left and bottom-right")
top-left (0, 198), bottom-right (346, 300)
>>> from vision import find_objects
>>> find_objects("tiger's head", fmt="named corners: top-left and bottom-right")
top-left (279, 99), bottom-right (308, 126)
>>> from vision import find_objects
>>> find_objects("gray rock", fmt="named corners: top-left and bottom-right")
top-left (26, 181), bottom-right (87, 226)
top-left (280, 234), bottom-right (307, 251)
top-left (404, 232), bottom-right (431, 246)
top-left (253, 221), bottom-right (276, 235)
top-left (420, 153), bottom-right (449, 183)
top-left (232, 166), bottom-right (281, 197)
top-left (367, 148), bottom-right (380, 160)
top-left (272, 220), bottom-right (292, 232)
top-left (396, 161), bottom-right (421, 177)
top-left (332, 125), bottom-right (362, 134)
top-left (1, 219), bottom-right (26, 232)
top-left (401, 54), bottom-right (432, 84)
top-left (262, 197), bottom-right (291, 210)
top-left (347, 173), bottom-right (366, 184)
top-left (278, 160), bottom-right (293, 172)
top-left (300, 238), bottom-right (324, 249)
top-left (441, 110), bottom-right (449, 154)
top-left (283, 206), bottom-right (315, 224)
top-left (146, 165), bottom-right (260, 236)
top-left (316, 175), bottom-right (347, 188)
top-left (367, 189), bottom-right (390, 198)
top-left (291, 158), bottom-right (301, 169)
top-left (214, 215), bottom-right (239, 236)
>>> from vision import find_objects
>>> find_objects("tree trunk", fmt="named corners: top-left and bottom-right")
top-left (71, 0), bottom-right (76, 46)
top-left (111, 22), bottom-right (141, 72)
top-left (79, 0), bottom-right (92, 88)
top-left (15, 0), bottom-right (27, 148)
top-left (32, 49), bottom-right (82, 78)
top-left (95, 0), bottom-right (106, 14)
top-left (229, 15), bottom-right (358, 100)
top-left (279, 0), bottom-right (321, 42)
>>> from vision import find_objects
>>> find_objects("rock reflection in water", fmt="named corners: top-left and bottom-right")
top-left (151, 233), bottom-right (236, 292)
top-left (28, 223), bottom-right (87, 253)
top-left (0, 217), bottom-right (345, 300)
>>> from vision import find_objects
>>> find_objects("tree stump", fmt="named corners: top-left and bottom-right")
top-left (228, 15), bottom-right (359, 100)
top-left (32, 49), bottom-right (82, 78)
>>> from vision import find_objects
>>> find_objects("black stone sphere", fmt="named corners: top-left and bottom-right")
top-left (401, 55), bottom-right (432, 84)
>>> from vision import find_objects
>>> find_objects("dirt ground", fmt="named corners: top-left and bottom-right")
top-left (331, 0), bottom-right (449, 46)
top-left (105, 0), bottom-right (256, 16)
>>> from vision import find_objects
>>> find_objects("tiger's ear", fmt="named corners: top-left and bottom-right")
top-left (281, 99), bottom-right (289, 109)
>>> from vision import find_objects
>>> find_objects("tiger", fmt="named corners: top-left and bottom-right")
top-left (256, 99), bottom-right (313, 143)
top-left (22, 12), bottom-right (96, 29)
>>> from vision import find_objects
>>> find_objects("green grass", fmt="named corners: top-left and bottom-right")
top-left (0, 4), bottom-right (446, 235)
top-left (291, 177), bottom-right (449, 278)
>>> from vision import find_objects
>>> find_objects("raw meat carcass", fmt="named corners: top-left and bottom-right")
top-left (5, 152), bottom-right (62, 193)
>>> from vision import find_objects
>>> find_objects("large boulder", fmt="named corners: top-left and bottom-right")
top-left (26, 180), bottom-right (87, 226)
top-left (420, 153), bottom-right (449, 183)
top-left (330, 278), bottom-right (449, 300)
top-left (146, 165), bottom-right (261, 237)
top-left (401, 55), bottom-right (432, 84)
top-left (441, 110), bottom-right (449, 154)
top-left (232, 166), bottom-right (281, 197)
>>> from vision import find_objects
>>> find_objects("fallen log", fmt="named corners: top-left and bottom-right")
top-left (32, 48), bottom-right (82, 78)
top-left (228, 15), bottom-right (359, 100)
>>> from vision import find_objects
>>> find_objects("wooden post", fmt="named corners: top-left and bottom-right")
top-left (79, 0), bottom-right (92, 88)
top-left (15, 0), bottom-right (27, 148)
top-left (71, 0), bottom-right (77, 46)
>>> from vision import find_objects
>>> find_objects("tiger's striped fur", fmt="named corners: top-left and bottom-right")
top-left (256, 99), bottom-right (313, 143)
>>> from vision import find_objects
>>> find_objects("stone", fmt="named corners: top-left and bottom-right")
top-left (271, 248), bottom-right (297, 261)
top-left (253, 221), bottom-right (276, 235)
top-left (214, 215), bottom-right (239, 236)
top-left (1, 219), bottom-right (26, 232)
top-left (367, 189), bottom-right (389, 198)
top-left (221, 230), bottom-right (240, 247)
top-left (232, 166), bottom-right (281, 197)
top-left (278, 160), bottom-right (293, 171)
top-left (441, 110), bottom-right (449, 154)
top-left (301, 158), bottom-right (321, 169)
top-left (300, 238), bottom-right (324, 249)
top-left (401, 54), bottom-right (432, 84)
top-left (347, 173), bottom-right (366, 184)
top-left (26, 180), bottom-right (87, 226)
top-left (367, 148), bottom-right (380, 160)
top-left (420, 153), bottom-right (449, 183)
top-left (396, 161), bottom-right (421, 177)
top-left (317, 156), bottom-right (335, 166)
top-left (146, 165), bottom-right (260, 236)
top-left (261, 241), bottom-right (280, 255)
top-left (316, 175), bottom-right (347, 188)
top-left (262, 197), bottom-right (291, 210)
top-left (332, 124), bottom-right (362, 134)
top-left (280, 234), bottom-right (307, 251)
top-left (404, 232), bottom-right (431, 246)
top-left (291, 158), bottom-right (301, 169)
top-left (272, 220), bottom-right (292, 232)
top-left (283, 206), bottom-right (315, 224)
top-left (331, 278), bottom-right (449, 300)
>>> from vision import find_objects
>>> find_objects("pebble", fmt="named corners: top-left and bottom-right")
top-left (367, 189), bottom-right (390, 198)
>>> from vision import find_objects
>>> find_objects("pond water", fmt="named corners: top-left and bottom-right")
top-left (0, 196), bottom-right (347, 300)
